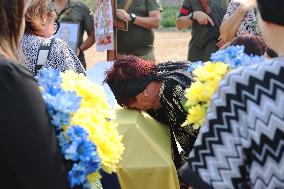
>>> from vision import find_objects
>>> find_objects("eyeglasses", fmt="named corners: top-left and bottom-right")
top-left (53, 21), bottom-right (60, 35)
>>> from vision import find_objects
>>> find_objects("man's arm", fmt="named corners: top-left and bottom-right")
top-left (77, 3), bottom-right (95, 55)
top-left (176, 16), bottom-right (193, 30)
top-left (176, 0), bottom-right (193, 30)
top-left (176, 0), bottom-right (213, 30)
top-left (116, 9), bottom-right (161, 29)
top-left (77, 31), bottom-right (95, 55)
top-left (176, 11), bottom-right (214, 30)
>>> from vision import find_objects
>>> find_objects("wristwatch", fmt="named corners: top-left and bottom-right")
top-left (188, 12), bottom-right (193, 21)
top-left (130, 13), bottom-right (137, 23)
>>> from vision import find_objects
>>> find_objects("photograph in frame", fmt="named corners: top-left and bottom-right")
top-left (55, 22), bottom-right (80, 52)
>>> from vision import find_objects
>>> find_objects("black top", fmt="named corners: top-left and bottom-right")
top-left (0, 56), bottom-right (70, 189)
top-left (178, 0), bottom-right (228, 61)
top-left (147, 65), bottom-right (197, 168)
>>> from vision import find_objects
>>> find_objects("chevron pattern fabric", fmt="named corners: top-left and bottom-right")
top-left (183, 57), bottom-right (284, 189)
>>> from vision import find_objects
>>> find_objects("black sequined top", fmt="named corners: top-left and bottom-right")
top-left (147, 62), bottom-right (198, 168)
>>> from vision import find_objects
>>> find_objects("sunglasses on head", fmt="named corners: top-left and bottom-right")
top-left (53, 21), bottom-right (60, 35)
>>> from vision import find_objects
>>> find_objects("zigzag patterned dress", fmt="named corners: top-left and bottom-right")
top-left (179, 57), bottom-right (284, 189)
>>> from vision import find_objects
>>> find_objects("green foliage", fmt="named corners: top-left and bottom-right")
top-left (161, 6), bottom-right (179, 28)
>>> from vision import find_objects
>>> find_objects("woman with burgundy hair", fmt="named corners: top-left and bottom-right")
top-left (227, 34), bottom-right (266, 56)
top-left (105, 55), bottom-right (197, 168)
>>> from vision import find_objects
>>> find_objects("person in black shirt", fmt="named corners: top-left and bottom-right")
top-left (176, 0), bottom-right (227, 62)
top-left (0, 0), bottom-right (71, 188)
top-left (105, 55), bottom-right (197, 168)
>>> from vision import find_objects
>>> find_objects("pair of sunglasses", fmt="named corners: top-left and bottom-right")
top-left (46, 0), bottom-right (60, 35)
top-left (53, 21), bottom-right (60, 35)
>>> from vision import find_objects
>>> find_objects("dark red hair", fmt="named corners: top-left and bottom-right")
top-left (105, 55), bottom-right (156, 83)
top-left (105, 55), bottom-right (157, 105)
top-left (229, 34), bottom-right (266, 56)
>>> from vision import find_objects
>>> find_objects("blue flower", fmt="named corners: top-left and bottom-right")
top-left (37, 68), bottom-right (61, 85)
top-left (211, 45), bottom-right (244, 63)
top-left (41, 90), bottom-right (81, 115)
top-left (77, 141), bottom-right (100, 163)
top-left (68, 160), bottom-right (101, 188)
top-left (37, 69), bottom-right (62, 95)
top-left (63, 127), bottom-right (101, 164)
top-left (81, 160), bottom-right (101, 175)
top-left (37, 69), bottom-right (104, 189)
top-left (68, 163), bottom-right (87, 188)
top-left (52, 90), bottom-right (81, 114)
top-left (210, 45), bottom-right (265, 68)
top-left (51, 112), bottom-right (70, 130)
top-left (37, 69), bottom-right (81, 130)
top-left (64, 141), bottom-right (80, 161)
top-left (67, 126), bottom-right (89, 141)
top-left (187, 61), bottom-right (203, 72)
top-left (57, 132), bottom-right (71, 152)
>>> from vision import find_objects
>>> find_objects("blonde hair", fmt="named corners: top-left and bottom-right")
top-left (25, 0), bottom-right (53, 35)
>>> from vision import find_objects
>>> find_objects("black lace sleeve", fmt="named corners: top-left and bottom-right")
top-left (159, 79), bottom-right (197, 155)
top-left (148, 73), bottom-right (198, 157)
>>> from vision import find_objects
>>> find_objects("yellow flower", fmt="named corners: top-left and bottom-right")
top-left (61, 71), bottom-right (115, 118)
top-left (70, 105), bottom-right (124, 174)
top-left (193, 62), bottom-right (228, 82)
top-left (183, 62), bottom-right (229, 130)
top-left (183, 104), bottom-right (207, 130)
top-left (205, 78), bottom-right (220, 90)
top-left (185, 81), bottom-right (215, 105)
top-left (61, 70), bottom-right (124, 174)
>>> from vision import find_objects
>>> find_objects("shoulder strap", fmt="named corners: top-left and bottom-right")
top-left (35, 37), bottom-right (55, 75)
top-left (123, 0), bottom-right (134, 11)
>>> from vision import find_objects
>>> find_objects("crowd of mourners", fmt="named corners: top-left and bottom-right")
top-left (0, 0), bottom-right (284, 188)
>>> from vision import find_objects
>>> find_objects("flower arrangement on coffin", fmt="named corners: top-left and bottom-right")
top-left (37, 69), bottom-right (125, 189)
top-left (183, 46), bottom-right (265, 130)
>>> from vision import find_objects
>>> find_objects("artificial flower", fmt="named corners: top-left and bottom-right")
top-left (193, 61), bottom-right (228, 82)
top-left (210, 45), bottom-right (265, 68)
top-left (183, 104), bottom-right (207, 130)
top-left (37, 69), bottom-right (124, 189)
top-left (183, 45), bottom-right (266, 130)
top-left (184, 81), bottom-right (215, 106)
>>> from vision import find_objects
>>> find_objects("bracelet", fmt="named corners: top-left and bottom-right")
top-left (188, 12), bottom-right (193, 20)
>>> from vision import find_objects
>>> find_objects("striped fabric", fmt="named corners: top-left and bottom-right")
top-left (180, 57), bottom-right (284, 189)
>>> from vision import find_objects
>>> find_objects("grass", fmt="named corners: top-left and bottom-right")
top-left (85, 29), bottom-right (191, 68)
